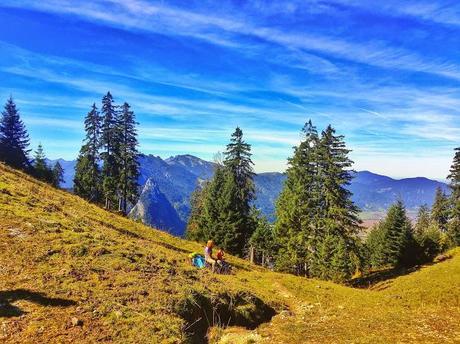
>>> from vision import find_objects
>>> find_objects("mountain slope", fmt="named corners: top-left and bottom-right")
top-left (0, 163), bottom-right (459, 343)
top-left (130, 178), bottom-right (186, 235)
top-left (350, 170), bottom-right (449, 210)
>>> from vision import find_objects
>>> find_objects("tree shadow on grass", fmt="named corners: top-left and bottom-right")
top-left (0, 289), bottom-right (77, 318)
top-left (351, 261), bottom-right (440, 290)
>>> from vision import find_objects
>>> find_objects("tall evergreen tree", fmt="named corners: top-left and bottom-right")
top-left (380, 200), bottom-right (414, 267)
top-left (221, 127), bottom-right (256, 253)
top-left (318, 125), bottom-right (361, 235)
top-left (74, 103), bottom-right (102, 202)
top-left (431, 187), bottom-right (449, 233)
top-left (274, 121), bottom-right (361, 281)
top-left (32, 143), bottom-right (53, 182)
top-left (0, 96), bottom-right (31, 170)
top-left (117, 102), bottom-right (140, 214)
top-left (249, 213), bottom-right (276, 267)
top-left (365, 221), bottom-right (387, 268)
top-left (413, 204), bottom-right (444, 262)
top-left (415, 204), bottom-right (431, 236)
top-left (100, 92), bottom-right (121, 209)
top-left (274, 120), bottom-right (320, 275)
top-left (186, 128), bottom-right (256, 256)
top-left (447, 147), bottom-right (460, 246)
top-left (185, 181), bottom-right (211, 241)
top-left (52, 161), bottom-right (65, 188)
top-left (224, 126), bottom-right (255, 202)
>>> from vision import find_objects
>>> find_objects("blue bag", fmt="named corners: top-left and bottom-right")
top-left (192, 255), bottom-right (206, 268)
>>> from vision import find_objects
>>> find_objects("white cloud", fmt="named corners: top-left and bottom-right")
top-left (4, 0), bottom-right (460, 80)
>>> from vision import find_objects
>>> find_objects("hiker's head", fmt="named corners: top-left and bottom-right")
top-left (207, 240), bottom-right (214, 248)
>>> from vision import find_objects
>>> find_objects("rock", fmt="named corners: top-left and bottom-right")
top-left (434, 254), bottom-right (451, 263)
top-left (71, 317), bottom-right (83, 327)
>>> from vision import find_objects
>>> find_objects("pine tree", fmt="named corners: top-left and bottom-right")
top-left (32, 144), bottom-right (53, 183)
top-left (447, 147), bottom-right (460, 246)
top-left (0, 96), bottom-right (31, 170)
top-left (221, 127), bottom-right (256, 255)
top-left (380, 200), bottom-right (414, 267)
top-left (275, 121), bottom-right (361, 281)
top-left (52, 161), bottom-right (65, 188)
top-left (100, 92), bottom-right (121, 209)
top-left (365, 221), bottom-right (387, 268)
top-left (74, 103), bottom-right (102, 202)
top-left (318, 125), bottom-right (361, 236)
top-left (431, 187), bottom-right (449, 233)
top-left (413, 204), bottom-right (444, 262)
top-left (186, 128), bottom-right (256, 257)
top-left (117, 102), bottom-right (139, 214)
top-left (414, 204), bottom-right (431, 236)
top-left (249, 213), bottom-right (276, 267)
top-left (186, 180), bottom-right (211, 241)
top-left (187, 165), bottom-right (224, 243)
top-left (274, 120), bottom-right (320, 275)
top-left (224, 127), bottom-right (255, 202)
top-left (217, 171), bottom-right (247, 254)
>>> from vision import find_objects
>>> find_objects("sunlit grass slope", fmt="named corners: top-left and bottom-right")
top-left (0, 163), bottom-right (459, 343)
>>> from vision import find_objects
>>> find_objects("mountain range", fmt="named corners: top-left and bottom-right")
top-left (49, 155), bottom-right (450, 236)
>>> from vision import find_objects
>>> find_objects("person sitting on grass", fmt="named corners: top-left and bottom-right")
top-left (216, 248), bottom-right (231, 274)
top-left (204, 240), bottom-right (220, 273)
top-left (217, 248), bottom-right (224, 262)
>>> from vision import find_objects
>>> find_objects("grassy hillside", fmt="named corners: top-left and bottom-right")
top-left (0, 163), bottom-right (459, 343)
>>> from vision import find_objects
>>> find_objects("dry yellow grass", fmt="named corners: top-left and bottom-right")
top-left (1, 163), bottom-right (459, 343)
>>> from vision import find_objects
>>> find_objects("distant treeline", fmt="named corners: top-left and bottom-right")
top-left (1, 95), bottom-right (459, 283)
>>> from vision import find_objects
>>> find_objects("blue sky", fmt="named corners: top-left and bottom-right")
top-left (1, 0), bottom-right (459, 179)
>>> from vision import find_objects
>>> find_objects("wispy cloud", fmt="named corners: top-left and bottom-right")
top-left (1, 1), bottom-right (459, 178)
top-left (4, 0), bottom-right (460, 81)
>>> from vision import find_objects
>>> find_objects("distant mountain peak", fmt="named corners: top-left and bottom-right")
top-left (166, 154), bottom-right (210, 166)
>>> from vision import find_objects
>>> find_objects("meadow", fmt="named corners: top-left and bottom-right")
top-left (1, 163), bottom-right (459, 343)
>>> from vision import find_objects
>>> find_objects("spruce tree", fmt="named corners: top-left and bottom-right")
top-left (185, 181), bottom-right (210, 241)
top-left (224, 127), bottom-right (255, 201)
top-left (274, 120), bottom-right (320, 275)
top-left (52, 161), bottom-right (65, 188)
top-left (117, 102), bottom-right (139, 214)
top-left (0, 96), bottom-right (31, 170)
top-left (74, 103), bottom-right (102, 202)
top-left (431, 187), bottom-right (449, 233)
top-left (447, 147), bottom-right (460, 246)
top-left (414, 204), bottom-right (431, 236)
top-left (365, 221), bottom-right (387, 268)
top-left (413, 204), bottom-right (444, 262)
top-left (221, 127), bottom-right (256, 255)
top-left (249, 213), bottom-right (276, 267)
top-left (275, 121), bottom-right (361, 281)
top-left (189, 165), bottom-right (230, 248)
top-left (32, 144), bottom-right (53, 183)
top-left (318, 125), bottom-right (361, 236)
top-left (380, 200), bottom-right (414, 267)
top-left (100, 92), bottom-right (121, 209)
top-left (186, 128), bottom-right (256, 256)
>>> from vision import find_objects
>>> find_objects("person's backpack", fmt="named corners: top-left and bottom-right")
top-left (192, 255), bottom-right (206, 268)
